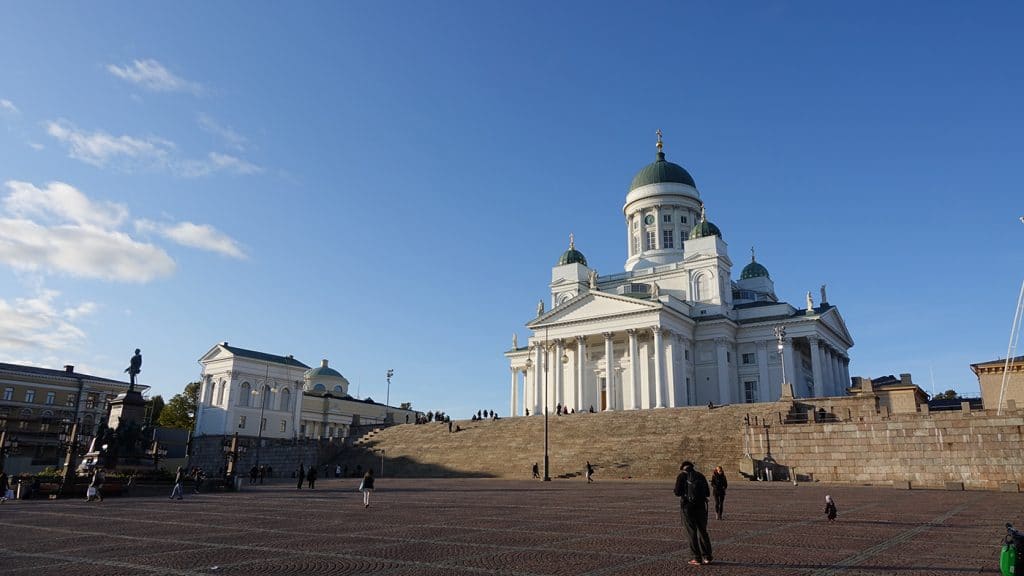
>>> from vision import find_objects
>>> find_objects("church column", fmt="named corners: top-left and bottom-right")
top-left (841, 356), bottom-right (851, 391)
top-left (664, 330), bottom-right (677, 407)
top-left (627, 329), bottom-right (639, 410)
top-left (510, 367), bottom-right (518, 417)
top-left (715, 338), bottom-right (732, 404)
top-left (808, 337), bottom-right (824, 398)
top-left (831, 349), bottom-right (842, 396)
top-left (756, 341), bottom-right (771, 402)
top-left (576, 336), bottom-right (588, 412)
top-left (554, 339), bottom-right (565, 409)
top-left (681, 336), bottom-right (693, 406)
top-left (603, 332), bottom-right (615, 411)
top-left (652, 326), bottom-right (666, 408)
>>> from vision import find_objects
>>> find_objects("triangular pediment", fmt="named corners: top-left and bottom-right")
top-left (199, 343), bottom-right (232, 364)
top-left (528, 291), bottom-right (660, 328)
top-left (819, 307), bottom-right (855, 347)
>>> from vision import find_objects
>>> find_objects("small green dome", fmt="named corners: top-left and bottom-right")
top-left (741, 261), bottom-right (770, 279)
top-left (304, 360), bottom-right (344, 380)
top-left (557, 233), bottom-right (587, 266)
top-left (630, 151), bottom-right (696, 191)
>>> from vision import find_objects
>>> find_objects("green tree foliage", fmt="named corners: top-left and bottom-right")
top-left (932, 389), bottom-right (961, 400)
top-left (145, 395), bottom-right (165, 424)
top-left (158, 381), bottom-right (200, 429)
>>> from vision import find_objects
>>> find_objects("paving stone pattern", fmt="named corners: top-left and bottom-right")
top-left (0, 477), bottom-right (1017, 575)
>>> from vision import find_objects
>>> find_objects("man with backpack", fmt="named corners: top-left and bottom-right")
top-left (673, 460), bottom-right (713, 565)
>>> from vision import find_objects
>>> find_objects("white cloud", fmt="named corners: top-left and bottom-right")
top-left (4, 180), bottom-right (128, 228)
top-left (177, 152), bottom-right (262, 178)
top-left (0, 99), bottom-right (18, 114)
top-left (46, 120), bottom-right (173, 169)
top-left (198, 114), bottom-right (248, 151)
top-left (0, 289), bottom-right (92, 352)
top-left (136, 219), bottom-right (247, 259)
top-left (106, 59), bottom-right (202, 95)
top-left (28, 142), bottom-right (44, 150)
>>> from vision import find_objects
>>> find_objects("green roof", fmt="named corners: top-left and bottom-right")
top-left (741, 260), bottom-right (770, 279)
top-left (688, 218), bottom-right (721, 240)
top-left (305, 365), bottom-right (345, 379)
top-left (558, 248), bottom-right (587, 266)
top-left (629, 151), bottom-right (696, 191)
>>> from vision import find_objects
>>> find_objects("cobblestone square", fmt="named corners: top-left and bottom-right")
top-left (0, 477), bottom-right (1016, 575)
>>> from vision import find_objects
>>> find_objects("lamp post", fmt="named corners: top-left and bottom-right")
top-left (774, 326), bottom-right (788, 387)
top-left (375, 448), bottom-right (385, 477)
top-left (222, 432), bottom-right (246, 483)
top-left (252, 384), bottom-right (275, 470)
top-left (385, 369), bottom-right (394, 424)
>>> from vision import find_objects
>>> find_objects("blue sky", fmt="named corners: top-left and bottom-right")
top-left (1, 2), bottom-right (1021, 414)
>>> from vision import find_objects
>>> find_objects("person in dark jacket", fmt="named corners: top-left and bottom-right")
top-left (307, 464), bottom-right (317, 489)
top-left (673, 460), bottom-right (713, 565)
top-left (710, 466), bottom-right (728, 520)
top-left (360, 468), bottom-right (375, 507)
top-left (825, 495), bottom-right (837, 521)
top-left (296, 462), bottom-right (305, 489)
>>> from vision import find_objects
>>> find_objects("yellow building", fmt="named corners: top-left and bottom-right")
top-left (847, 373), bottom-right (928, 414)
top-left (971, 355), bottom-right (1024, 411)
top-left (0, 362), bottom-right (142, 474)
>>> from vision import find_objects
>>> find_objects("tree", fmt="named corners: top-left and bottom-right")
top-left (145, 395), bottom-right (165, 424)
top-left (932, 389), bottom-right (961, 400)
top-left (158, 381), bottom-right (200, 430)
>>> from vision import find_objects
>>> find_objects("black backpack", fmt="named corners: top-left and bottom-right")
top-left (684, 471), bottom-right (709, 504)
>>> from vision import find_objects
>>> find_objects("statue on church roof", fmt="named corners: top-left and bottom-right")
top-left (588, 269), bottom-right (598, 290)
top-left (512, 333), bottom-right (518, 349)
top-left (806, 291), bottom-right (814, 312)
top-left (650, 281), bottom-right (660, 299)
top-left (537, 299), bottom-right (544, 317)
top-left (820, 283), bottom-right (828, 305)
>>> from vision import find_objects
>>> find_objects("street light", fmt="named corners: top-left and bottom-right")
top-left (774, 326), bottom-right (788, 388)
top-left (57, 420), bottom-right (81, 497)
top-left (385, 369), bottom-right (394, 424)
top-left (252, 367), bottom-right (277, 470)
top-left (222, 432), bottom-right (246, 483)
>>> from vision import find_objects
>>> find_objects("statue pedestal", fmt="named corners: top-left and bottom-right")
top-left (107, 389), bottom-right (146, 430)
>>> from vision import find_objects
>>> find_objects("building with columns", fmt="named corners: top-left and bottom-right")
top-left (194, 342), bottom-right (419, 441)
top-left (504, 135), bottom-right (854, 415)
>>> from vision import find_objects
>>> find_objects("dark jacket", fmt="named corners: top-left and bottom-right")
top-left (362, 474), bottom-right (375, 490)
top-left (674, 468), bottom-right (710, 508)
top-left (710, 471), bottom-right (727, 495)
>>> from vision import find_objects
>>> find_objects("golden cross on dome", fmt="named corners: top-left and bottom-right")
top-left (751, 246), bottom-right (756, 262)
top-left (569, 232), bottom-right (575, 250)
top-left (656, 129), bottom-right (663, 151)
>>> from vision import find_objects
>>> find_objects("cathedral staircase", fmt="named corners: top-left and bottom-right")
top-left (345, 402), bottom-right (789, 479)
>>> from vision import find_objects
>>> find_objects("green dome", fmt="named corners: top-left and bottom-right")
top-left (558, 248), bottom-right (587, 266)
top-left (305, 360), bottom-right (344, 380)
top-left (688, 219), bottom-right (721, 240)
top-left (557, 233), bottom-right (587, 266)
top-left (741, 261), bottom-right (770, 279)
top-left (630, 151), bottom-right (696, 191)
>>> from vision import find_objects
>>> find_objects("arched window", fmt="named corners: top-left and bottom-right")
top-left (693, 274), bottom-right (705, 302)
top-left (280, 388), bottom-right (291, 411)
top-left (217, 380), bottom-right (226, 405)
top-left (313, 383), bottom-right (326, 392)
top-left (262, 385), bottom-right (273, 410)
top-left (333, 385), bottom-right (343, 394)
top-left (238, 382), bottom-right (251, 407)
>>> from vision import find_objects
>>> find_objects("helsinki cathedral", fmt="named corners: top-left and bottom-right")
top-left (505, 133), bottom-right (854, 416)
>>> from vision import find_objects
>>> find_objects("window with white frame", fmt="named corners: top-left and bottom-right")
top-left (45, 392), bottom-right (55, 405)
top-left (238, 382), bottom-right (251, 407)
top-left (663, 213), bottom-right (672, 223)
top-left (645, 230), bottom-right (655, 250)
top-left (280, 420), bottom-right (287, 433)
top-left (632, 235), bottom-right (640, 254)
top-left (25, 390), bottom-right (35, 403)
top-left (742, 352), bottom-right (756, 365)
top-left (680, 215), bottom-right (688, 223)
top-left (3, 388), bottom-right (12, 401)
top-left (662, 229), bottom-right (674, 249)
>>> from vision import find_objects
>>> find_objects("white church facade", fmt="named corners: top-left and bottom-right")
top-left (505, 135), bottom-right (854, 416)
top-left (194, 342), bottom-right (419, 440)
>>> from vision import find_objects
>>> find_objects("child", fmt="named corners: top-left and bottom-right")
top-left (824, 495), bottom-right (837, 522)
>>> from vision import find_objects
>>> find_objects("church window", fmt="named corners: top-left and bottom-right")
top-left (217, 380), bottom-right (226, 405)
top-left (744, 380), bottom-right (758, 403)
top-left (314, 383), bottom-right (326, 392)
top-left (684, 349), bottom-right (690, 361)
top-left (632, 235), bottom-right (640, 254)
top-left (333, 385), bottom-right (344, 394)
top-left (645, 231), bottom-right (655, 250)
top-left (280, 388), bottom-right (291, 410)
top-left (727, 352), bottom-right (732, 363)
top-left (742, 353), bottom-right (756, 365)
top-left (280, 420), bottom-right (287, 433)
top-left (663, 213), bottom-right (672, 223)
top-left (239, 382), bottom-right (251, 407)
top-left (662, 229), bottom-right (674, 249)
top-left (680, 215), bottom-right (688, 224)
top-left (238, 415), bottom-right (247, 429)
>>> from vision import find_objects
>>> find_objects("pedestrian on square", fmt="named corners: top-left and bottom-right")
top-left (170, 466), bottom-right (185, 500)
top-left (335, 464), bottom-right (341, 478)
top-left (586, 461), bottom-right (595, 483)
top-left (825, 495), bottom-right (838, 522)
top-left (0, 470), bottom-right (8, 503)
top-left (710, 466), bottom-right (728, 520)
top-left (249, 465), bottom-right (258, 485)
top-left (258, 465), bottom-right (265, 485)
top-left (296, 462), bottom-right (305, 489)
top-left (307, 464), bottom-right (317, 489)
top-left (87, 468), bottom-right (105, 502)
top-left (674, 460), bottom-right (713, 565)
top-left (532, 462), bottom-right (540, 479)
top-left (360, 468), bottom-right (375, 507)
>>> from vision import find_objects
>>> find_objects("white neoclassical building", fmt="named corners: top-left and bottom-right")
top-left (194, 342), bottom-right (419, 440)
top-left (505, 135), bottom-right (854, 415)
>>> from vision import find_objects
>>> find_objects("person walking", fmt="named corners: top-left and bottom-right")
top-left (710, 466), bottom-right (728, 520)
top-left (296, 462), bottom-right (305, 489)
top-left (825, 495), bottom-right (838, 522)
top-left (307, 464), bottom-right (317, 489)
top-left (169, 466), bottom-right (185, 500)
top-left (360, 468), bottom-right (375, 507)
top-left (585, 461), bottom-right (595, 483)
top-left (87, 468), bottom-right (105, 502)
top-left (0, 470), bottom-right (8, 503)
top-left (674, 461), bottom-right (713, 565)
top-left (532, 462), bottom-right (540, 479)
